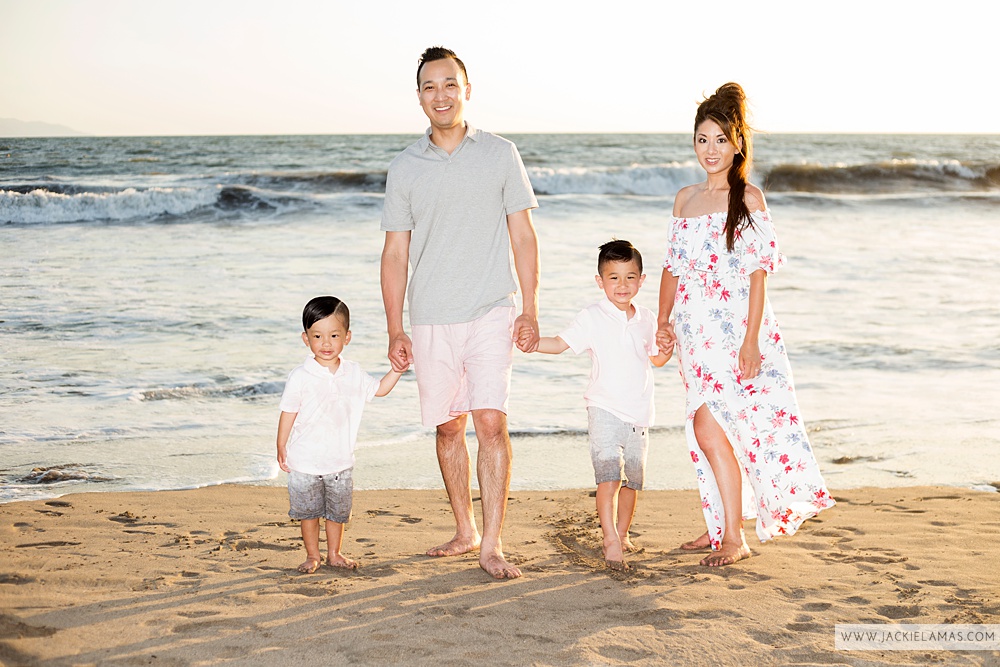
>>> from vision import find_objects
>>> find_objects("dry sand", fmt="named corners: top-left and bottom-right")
top-left (1, 485), bottom-right (998, 666)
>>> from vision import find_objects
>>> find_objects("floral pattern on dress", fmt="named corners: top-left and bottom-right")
top-left (664, 209), bottom-right (834, 548)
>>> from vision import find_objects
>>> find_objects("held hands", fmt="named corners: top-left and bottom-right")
top-left (738, 340), bottom-right (762, 381)
top-left (514, 314), bottom-right (539, 353)
top-left (656, 323), bottom-right (677, 353)
top-left (388, 332), bottom-right (414, 372)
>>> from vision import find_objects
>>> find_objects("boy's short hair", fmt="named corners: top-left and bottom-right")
top-left (416, 45), bottom-right (468, 87)
top-left (598, 239), bottom-right (643, 275)
top-left (302, 296), bottom-right (350, 332)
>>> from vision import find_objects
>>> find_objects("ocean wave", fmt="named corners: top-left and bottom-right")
top-left (17, 464), bottom-right (116, 485)
top-left (134, 381), bottom-right (284, 402)
top-left (528, 164), bottom-right (702, 196)
top-left (763, 159), bottom-right (1000, 194)
top-left (235, 170), bottom-right (387, 193)
top-left (0, 184), bottom-right (303, 224)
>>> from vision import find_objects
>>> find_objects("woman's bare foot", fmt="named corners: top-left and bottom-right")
top-left (426, 533), bottom-right (481, 557)
top-left (327, 554), bottom-right (358, 570)
top-left (700, 535), bottom-right (751, 567)
top-left (680, 531), bottom-right (712, 551)
top-left (480, 547), bottom-right (521, 579)
top-left (296, 557), bottom-right (322, 574)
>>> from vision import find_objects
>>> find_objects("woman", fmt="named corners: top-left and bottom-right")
top-left (657, 83), bottom-right (834, 566)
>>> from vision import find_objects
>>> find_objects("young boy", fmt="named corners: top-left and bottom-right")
top-left (276, 296), bottom-right (402, 573)
top-left (524, 240), bottom-right (671, 571)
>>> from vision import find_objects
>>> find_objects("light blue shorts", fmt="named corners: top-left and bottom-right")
top-left (287, 468), bottom-right (353, 524)
top-left (587, 407), bottom-right (648, 490)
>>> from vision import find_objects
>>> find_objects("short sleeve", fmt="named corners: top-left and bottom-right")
top-left (503, 143), bottom-right (539, 215)
top-left (359, 370), bottom-right (380, 403)
top-left (558, 309), bottom-right (593, 355)
top-left (739, 210), bottom-right (786, 274)
top-left (380, 160), bottom-right (415, 232)
top-left (278, 368), bottom-right (303, 413)
top-left (662, 216), bottom-right (691, 277)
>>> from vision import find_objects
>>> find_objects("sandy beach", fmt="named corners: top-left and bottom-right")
top-left (2, 484), bottom-right (998, 666)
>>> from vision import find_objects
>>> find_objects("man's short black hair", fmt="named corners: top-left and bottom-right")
top-left (416, 46), bottom-right (468, 87)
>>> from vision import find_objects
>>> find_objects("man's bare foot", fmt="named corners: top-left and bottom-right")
top-left (480, 548), bottom-right (521, 579)
top-left (297, 557), bottom-right (321, 574)
top-left (426, 533), bottom-right (481, 557)
top-left (327, 554), bottom-right (358, 570)
top-left (700, 539), bottom-right (751, 567)
top-left (680, 531), bottom-right (712, 551)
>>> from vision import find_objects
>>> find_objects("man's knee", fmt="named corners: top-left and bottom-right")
top-left (437, 416), bottom-right (466, 442)
top-left (471, 409), bottom-right (508, 445)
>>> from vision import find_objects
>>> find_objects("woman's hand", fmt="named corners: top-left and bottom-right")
top-left (656, 323), bottom-right (676, 352)
top-left (738, 339), bottom-right (762, 381)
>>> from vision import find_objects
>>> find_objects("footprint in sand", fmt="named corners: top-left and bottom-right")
top-left (876, 604), bottom-right (921, 619)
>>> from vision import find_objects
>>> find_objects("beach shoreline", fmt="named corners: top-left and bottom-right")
top-left (2, 484), bottom-right (998, 666)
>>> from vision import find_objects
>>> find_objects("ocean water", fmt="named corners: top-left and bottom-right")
top-left (2, 133), bottom-right (999, 504)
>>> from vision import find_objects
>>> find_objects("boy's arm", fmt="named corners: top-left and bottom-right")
top-left (535, 335), bottom-right (569, 355)
top-left (650, 347), bottom-right (673, 368)
top-left (276, 411), bottom-right (297, 473)
top-left (375, 369), bottom-right (404, 397)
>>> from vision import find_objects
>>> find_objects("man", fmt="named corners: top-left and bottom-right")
top-left (380, 46), bottom-right (540, 580)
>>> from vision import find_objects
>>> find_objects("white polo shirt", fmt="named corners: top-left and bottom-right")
top-left (558, 298), bottom-right (660, 427)
top-left (279, 356), bottom-right (380, 475)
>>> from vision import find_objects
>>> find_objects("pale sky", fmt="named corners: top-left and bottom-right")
top-left (1, 0), bottom-right (995, 136)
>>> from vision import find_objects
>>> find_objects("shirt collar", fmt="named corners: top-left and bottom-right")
top-left (303, 355), bottom-right (342, 378)
top-left (418, 122), bottom-right (479, 153)
top-left (598, 296), bottom-right (641, 322)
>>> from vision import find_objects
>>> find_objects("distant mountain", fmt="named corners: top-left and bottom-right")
top-left (0, 118), bottom-right (87, 138)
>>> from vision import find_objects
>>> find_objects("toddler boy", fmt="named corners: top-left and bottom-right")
top-left (276, 296), bottom-right (402, 573)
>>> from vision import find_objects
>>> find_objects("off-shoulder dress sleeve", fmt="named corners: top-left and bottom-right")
top-left (739, 209), bottom-right (786, 274)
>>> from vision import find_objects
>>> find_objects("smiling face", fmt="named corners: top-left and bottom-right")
top-left (596, 259), bottom-right (645, 312)
top-left (301, 313), bottom-right (350, 368)
top-left (417, 57), bottom-right (471, 132)
top-left (694, 118), bottom-right (742, 177)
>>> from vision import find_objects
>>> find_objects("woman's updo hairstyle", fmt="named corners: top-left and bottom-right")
top-left (695, 82), bottom-right (754, 252)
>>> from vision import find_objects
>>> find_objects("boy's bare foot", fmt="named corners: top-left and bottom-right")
top-left (327, 554), bottom-right (358, 570)
top-left (297, 557), bottom-right (322, 574)
top-left (605, 558), bottom-right (631, 572)
top-left (603, 538), bottom-right (631, 571)
top-left (680, 531), bottom-right (712, 550)
top-left (700, 537), bottom-right (751, 567)
top-left (620, 535), bottom-right (641, 553)
top-left (426, 533), bottom-right (481, 557)
top-left (480, 547), bottom-right (521, 579)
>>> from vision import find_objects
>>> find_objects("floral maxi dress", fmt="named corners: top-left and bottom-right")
top-left (663, 209), bottom-right (834, 549)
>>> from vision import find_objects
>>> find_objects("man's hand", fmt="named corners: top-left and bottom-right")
top-left (388, 332), bottom-right (414, 372)
top-left (514, 314), bottom-right (539, 353)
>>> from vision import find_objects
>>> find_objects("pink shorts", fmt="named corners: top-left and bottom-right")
top-left (411, 306), bottom-right (515, 427)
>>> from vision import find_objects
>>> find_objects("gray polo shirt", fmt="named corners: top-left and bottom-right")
top-left (380, 124), bottom-right (538, 326)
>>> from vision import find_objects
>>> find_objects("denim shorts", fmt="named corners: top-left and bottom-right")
top-left (587, 407), bottom-right (648, 490)
top-left (287, 468), bottom-right (353, 524)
